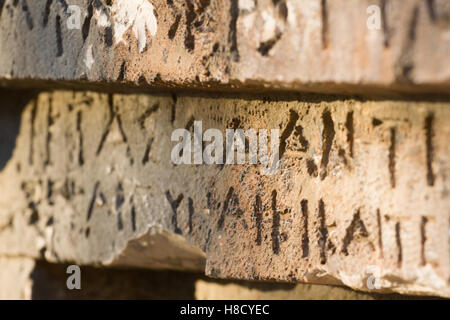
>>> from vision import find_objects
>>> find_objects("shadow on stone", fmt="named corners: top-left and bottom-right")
top-left (0, 89), bottom-right (36, 171)
top-left (28, 260), bottom-right (440, 300)
top-left (30, 261), bottom-right (198, 300)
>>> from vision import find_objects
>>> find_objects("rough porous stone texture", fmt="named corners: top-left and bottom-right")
top-left (0, 89), bottom-right (448, 297)
top-left (0, 0), bottom-right (449, 94)
top-left (0, 257), bottom-right (35, 299)
top-left (0, 0), bottom-right (449, 300)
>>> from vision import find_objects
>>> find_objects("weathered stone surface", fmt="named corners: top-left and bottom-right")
top-left (0, 256), bottom-right (35, 299)
top-left (1, 0), bottom-right (449, 301)
top-left (0, 89), bottom-right (448, 297)
top-left (0, 0), bottom-right (449, 95)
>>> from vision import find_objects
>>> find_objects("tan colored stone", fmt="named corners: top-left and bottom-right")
top-left (0, 257), bottom-right (35, 300)
top-left (0, 0), bottom-right (449, 95)
top-left (0, 89), bottom-right (448, 297)
top-left (0, 0), bottom-right (449, 301)
top-left (195, 279), bottom-right (380, 300)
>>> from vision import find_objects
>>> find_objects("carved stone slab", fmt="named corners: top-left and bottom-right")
top-left (0, 0), bottom-right (449, 94)
top-left (0, 89), bottom-right (448, 297)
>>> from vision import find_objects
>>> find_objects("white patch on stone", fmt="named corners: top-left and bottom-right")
top-left (85, 45), bottom-right (95, 70)
top-left (36, 236), bottom-right (46, 251)
top-left (111, 0), bottom-right (158, 53)
top-left (261, 10), bottom-right (277, 42)
top-left (95, 8), bottom-right (111, 28)
top-left (242, 12), bottom-right (256, 33)
top-left (239, 0), bottom-right (256, 12)
top-left (286, 1), bottom-right (297, 27)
